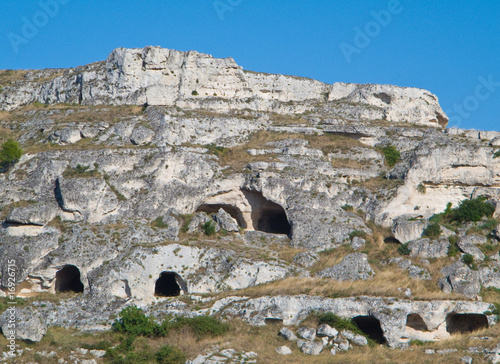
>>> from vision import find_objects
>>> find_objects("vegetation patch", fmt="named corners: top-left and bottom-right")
top-left (380, 145), bottom-right (400, 167)
top-left (422, 223), bottom-right (442, 239)
top-left (151, 217), bottom-right (169, 229)
top-left (63, 164), bottom-right (100, 178)
top-left (0, 139), bottom-right (23, 171)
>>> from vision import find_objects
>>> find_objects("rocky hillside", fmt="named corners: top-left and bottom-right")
top-left (0, 46), bottom-right (500, 363)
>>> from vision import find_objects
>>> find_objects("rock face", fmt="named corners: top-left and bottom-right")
top-left (0, 47), bottom-right (448, 129)
top-left (317, 253), bottom-right (374, 281)
top-left (0, 46), bottom-right (499, 352)
top-left (0, 307), bottom-right (47, 342)
top-left (218, 295), bottom-right (495, 348)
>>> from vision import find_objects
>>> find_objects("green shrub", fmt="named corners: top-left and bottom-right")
top-left (341, 204), bottom-right (354, 212)
top-left (494, 150), bottom-right (500, 159)
top-left (422, 223), bottom-right (442, 239)
top-left (315, 313), bottom-right (374, 345)
top-left (112, 306), bottom-right (165, 337)
top-left (381, 145), bottom-right (400, 167)
top-left (191, 90), bottom-right (199, 96)
top-left (82, 340), bottom-right (112, 350)
top-left (202, 220), bottom-right (216, 236)
top-left (481, 218), bottom-right (499, 232)
top-left (462, 254), bottom-right (474, 266)
top-left (448, 235), bottom-right (460, 257)
top-left (452, 197), bottom-right (495, 223)
top-left (398, 243), bottom-right (411, 255)
top-left (169, 316), bottom-right (229, 338)
top-left (156, 345), bottom-right (186, 364)
top-left (203, 144), bottom-right (228, 156)
top-left (151, 217), bottom-right (169, 229)
top-left (0, 139), bottom-right (23, 169)
top-left (349, 230), bottom-right (366, 240)
top-left (416, 183), bottom-right (426, 194)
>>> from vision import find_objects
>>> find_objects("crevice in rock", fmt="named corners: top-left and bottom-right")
top-left (242, 190), bottom-right (291, 235)
top-left (55, 265), bottom-right (84, 293)
top-left (406, 313), bottom-right (428, 331)
top-left (352, 316), bottom-right (387, 344)
top-left (384, 237), bottom-right (400, 244)
top-left (154, 271), bottom-right (188, 297)
top-left (264, 318), bottom-right (283, 325)
top-left (196, 203), bottom-right (246, 228)
top-left (446, 313), bottom-right (488, 334)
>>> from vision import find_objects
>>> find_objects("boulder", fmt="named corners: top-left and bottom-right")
top-left (408, 265), bottom-right (431, 280)
top-left (460, 234), bottom-right (488, 246)
top-left (351, 236), bottom-right (366, 250)
top-left (457, 237), bottom-right (485, 261)
top-left (490, 137), bottom-right (500, 147)
top-left (317, 324), bottom-right (338, 338)
top-left (279, 327), bottom-right (298, 341)
top-left (187, 212), bottom-right (219, 234)
top-left (293, 252), bottom-right (319, 268)
top-left (130, 125), bottom-right (155, 145)
top-left (392, 218), bottom-right (427, 243)
top-left (275, 346), bottom-right (292, 355)
top-left (352, 334), bottom-right (368, 346)
top-left (479, 267), bottom-right (500, 289)
top-left (213, 208), bottom-right (239, 232)
top-left (297, 327), bottom-right (316, 341)
top-left (50, 127), bottom-right (82, 144)
top-left (297, 340), bottom-right (323, 355)
top-left (317, 253), bottom-right (374, 281)
top-left (441, 261), bottom-right (481, 298)
top-left (408, 238), bottom-right (449, 258)
top-left (0, 307), bottom-right (47, 342)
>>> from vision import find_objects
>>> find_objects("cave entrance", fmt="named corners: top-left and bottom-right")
top-left (196, 204), bottom-right (246, 228)
top-left (352, 316), bottom-right (387, 344)
top-left (154, 272), bottom-right (188, 297)
top-left (446, 313), bottom-right (488, 335)
top-left (242, 190), bottom-right (291, 235)
top-left (406, 314), bottom-right (428, 331)
top-left (55, 265), bottom-right (84, 293)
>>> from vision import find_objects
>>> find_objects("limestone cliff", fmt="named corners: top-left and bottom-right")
top-left (0, 47), bottom-right (500, 356)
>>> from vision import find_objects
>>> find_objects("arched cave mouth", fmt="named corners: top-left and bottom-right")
top-left (55, 265), bottom-right (84, 293)
top-left (242, 190), bottom-right (291, 235)
top-left (446, 313), bottom-right (488, 335)
top-left (406, 313), bottom-right (428, 331)
top-left (196, 204), bottom-right (246, 228)
top-left (352, 316), bottom-right (387, 344)
top-left (154, 271), bottom-right (188, 297)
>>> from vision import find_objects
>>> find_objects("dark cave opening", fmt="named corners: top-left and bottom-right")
top-left (242, 190), bottom-right (291, 235)
top-left (352, 316), bottom-right (387, 344)
top-left (446, 313), bottom-right (488, 335)
top-left (196, 204), bottom-right (246, 228)
top-left (55, 265), bottom-right (84, 293)
top-left (257, 209), bottom-right (291, 235)
top-left (154, 272), bottom-right (187, 297)
top-left (406, 314), bottom-right (428, 331)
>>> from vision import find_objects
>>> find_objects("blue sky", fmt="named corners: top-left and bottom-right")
top-left (0, 0), bottom-right (498, 131)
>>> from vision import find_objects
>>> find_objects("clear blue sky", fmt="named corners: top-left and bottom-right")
top-left (1, 0), bottom-right (498, 131)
